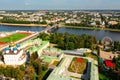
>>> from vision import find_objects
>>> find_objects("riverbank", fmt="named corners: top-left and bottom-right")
top-left (1, 22), bottom-right (120, 32)
top-left (62, 25), bottom-right (120, 32)
top-left (0, 23), bottom-right (47, 27)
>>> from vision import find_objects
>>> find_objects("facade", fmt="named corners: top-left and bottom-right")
top-left (108, 21), bottom-right (118, 25)
top-left (3, 43), bottom-right (26, 65)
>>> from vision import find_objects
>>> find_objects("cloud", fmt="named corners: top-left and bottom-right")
top-left (25, 0), bottom-right (31, 6)
top-left (25, 2), bottom-right (30, 6)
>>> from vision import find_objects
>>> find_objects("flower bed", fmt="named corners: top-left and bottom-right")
top-left (76, 58), bottom-right (84, 63)
top-left (68, 57), bottom-right (88, 74)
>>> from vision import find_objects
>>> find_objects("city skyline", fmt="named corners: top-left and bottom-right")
top-left (0, 0), bottom-right (120, 10)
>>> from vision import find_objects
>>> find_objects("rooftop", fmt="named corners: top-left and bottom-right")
top-left (90, 60), bottom-right (99, 80)
top-left (105, 60), bottom-right (115, 68)
top-left (47, 57), bottom-right (81, 80)
top-left (29, 39), bottom-right (49, 53)
top-left (3, 49), bottom-right (22, 55)
top-left (3, 43), bottom-right (22, 55)
top-left (42, 55), bottom-right (59, 63)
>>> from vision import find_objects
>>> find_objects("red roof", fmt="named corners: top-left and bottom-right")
top-left (105, 60), bottom-right (115, 68)
top-left (0, 42), bottom-right (6, 45)
top-left (18, 32), bottom-right (32, 35)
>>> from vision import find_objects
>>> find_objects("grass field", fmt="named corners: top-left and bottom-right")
top-left (68, 57), bottom-right (88, 74)
top-left (0, 33), bottom-right (29, 43)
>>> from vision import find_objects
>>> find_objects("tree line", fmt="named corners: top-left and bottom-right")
top-left (113, 41), bottom-right (120, 51)
top-left (38, 33), bottom-right (97, 50)
top-left (108, 24), bottom-right (120, 29)
top-left (65, 21), bottom-right (93, 27)
top-left (0, 65), bottom-right (25, 79)
top-left (0, 18), bottom-right (47, 24)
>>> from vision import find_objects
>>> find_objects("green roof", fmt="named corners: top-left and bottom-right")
top-left (47, 57), bottom-right (81, 80)
top-left (42, 47), bottom-right (63, 63)
top-left (29, 39), bottom-right (49, 53)
top-left (42, 55), bottom-right (59, 63)
top-left (44, 47), bottom-right (63, 53)
top-left (90, 60), bottom-right (99, 80)
top-left (47, 69), bottom-right (81, 80)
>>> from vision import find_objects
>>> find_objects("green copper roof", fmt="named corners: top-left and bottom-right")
top-left (29, 39), bottom-right (49, 53)
top-left (90, 60), bottom-right (99, 80)
top-left (47, 57), bottom-right (81, 80)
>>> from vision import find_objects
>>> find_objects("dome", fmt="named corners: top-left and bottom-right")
top-left (16, 44), bottom-right (20, 47)
top-left (13, 47), bottom-right (17, 51)
top-left (4, 47), bottom-right (9, 51)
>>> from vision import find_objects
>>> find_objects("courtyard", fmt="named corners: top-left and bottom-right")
top-left (68, 57), bottom-right (88, 74)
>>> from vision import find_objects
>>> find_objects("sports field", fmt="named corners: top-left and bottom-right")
top-left (0, 33), bottom-right (30, 43)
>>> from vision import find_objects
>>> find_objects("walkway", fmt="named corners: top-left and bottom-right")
top-left (100, 49), bottom-right (118, 60)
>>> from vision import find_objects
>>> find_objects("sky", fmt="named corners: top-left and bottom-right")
top-left (0, 0), bottom-right (120, 10)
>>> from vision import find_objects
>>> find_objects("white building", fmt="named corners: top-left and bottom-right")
top-left (3, 43), bottom-right (26, 65)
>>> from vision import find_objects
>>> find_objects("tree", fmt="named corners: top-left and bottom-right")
top-left (32, 59), bottom-right (42, 75)
top-left (42, 63), bottom-right (48, 71)
top-left (0, 65), bottom-right (25, 79)
top-left (115, 55), bottom-right (120, 69)
top-left (67, 42), bottom-right (74, 50)
top-left (95, 21), bottom-right (100, 25)
top-left (15, 69), bottom-right (24, 80)
top-left (25, 65), bottom-right (35, 80)
top-left (30, 51), bottom-right (38, 61)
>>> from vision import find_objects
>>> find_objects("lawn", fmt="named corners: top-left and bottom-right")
top-left (0, 33), bottom-right (29, 43)
top-left (99, 73), bottom-right (109, 80)
top-left (68, 57), bottom-right (88, 74)
top-left (84, 52), bottom-right (98, 61)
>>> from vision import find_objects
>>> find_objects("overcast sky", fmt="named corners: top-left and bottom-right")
top-left (0, 0), bottom-right (120, 10)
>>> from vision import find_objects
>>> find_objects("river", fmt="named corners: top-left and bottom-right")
top-left (0, 25), bottom-right (120, 41)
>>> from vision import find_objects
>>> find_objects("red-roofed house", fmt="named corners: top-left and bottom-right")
top-left (105, 60), bottom-right (115, 68)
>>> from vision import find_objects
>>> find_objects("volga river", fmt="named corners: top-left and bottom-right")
top-left (0, 25), bottom-right (120, 41)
